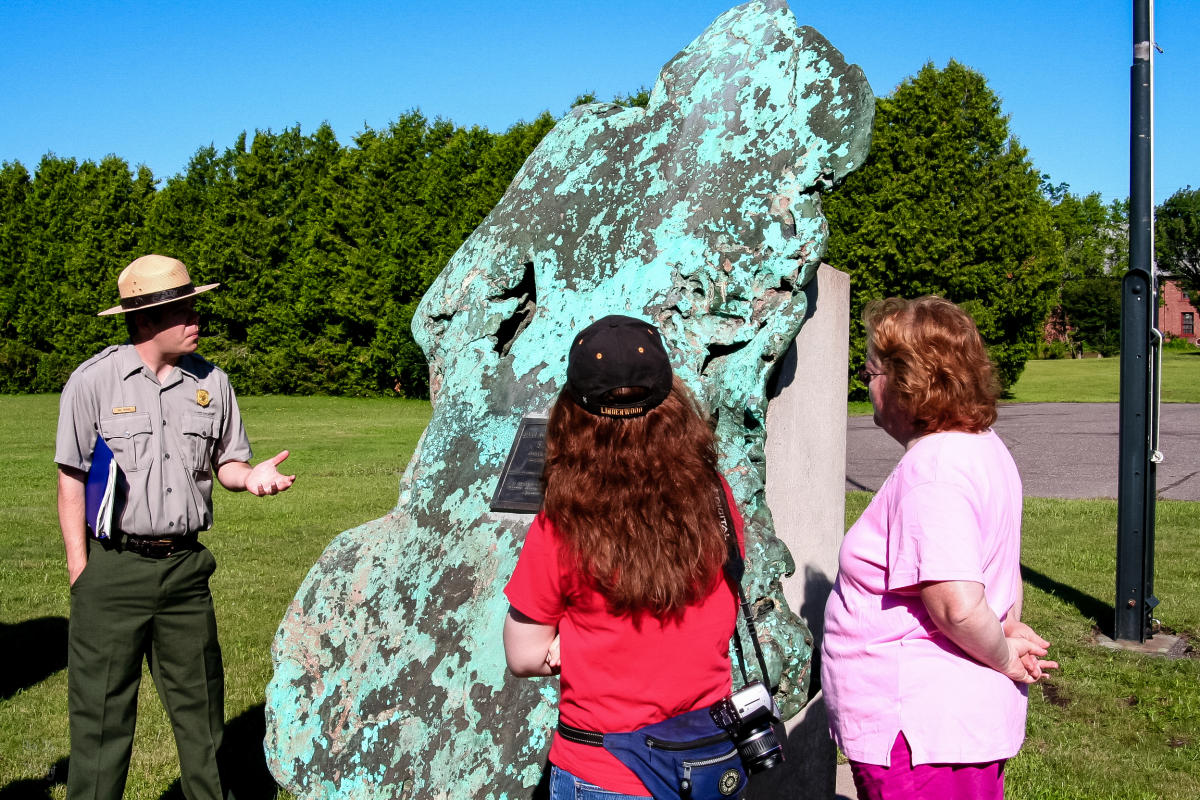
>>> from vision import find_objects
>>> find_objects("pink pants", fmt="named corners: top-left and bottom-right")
top-left (850, 732), bottom-right (1006, 800)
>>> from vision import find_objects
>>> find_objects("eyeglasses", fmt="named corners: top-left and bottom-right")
top-left (857, 367), bottom-right (885, 384)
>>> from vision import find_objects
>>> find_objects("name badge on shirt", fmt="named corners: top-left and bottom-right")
top-left (196, 390), bottom-right (211, 407)
top-left (112, 406), bottom-right (136, 414)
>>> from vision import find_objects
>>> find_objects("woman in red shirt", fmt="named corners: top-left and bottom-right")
top-left (503, 315), bottom-right (743, 799)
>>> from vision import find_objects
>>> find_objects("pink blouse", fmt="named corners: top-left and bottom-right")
top-left (822, 430), bottom-right (1028, 766)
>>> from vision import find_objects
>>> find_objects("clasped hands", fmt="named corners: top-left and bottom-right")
top-left (1003, 620), bottom-right (1059, 684)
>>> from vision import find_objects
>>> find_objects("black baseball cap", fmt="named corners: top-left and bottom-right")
top-left (566, 315), bottom-right (673, 418)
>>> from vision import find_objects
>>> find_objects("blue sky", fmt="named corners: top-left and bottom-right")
top-left (2, 1), bottom-right (1195, 204)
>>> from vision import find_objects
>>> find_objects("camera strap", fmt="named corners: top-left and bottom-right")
top-left (714, 483), bottom-right (773, 691)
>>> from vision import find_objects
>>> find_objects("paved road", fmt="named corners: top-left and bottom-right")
top-left (846, 403), bottom-right (1200, 501)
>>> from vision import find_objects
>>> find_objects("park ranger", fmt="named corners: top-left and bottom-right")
top-left (54, 254), bottom-right (295, 800)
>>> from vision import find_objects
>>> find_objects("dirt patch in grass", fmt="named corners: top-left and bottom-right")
top-left (1040, 681), bottom-right (1071, 708)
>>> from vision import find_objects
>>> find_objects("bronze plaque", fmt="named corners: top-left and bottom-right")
top-left (489, 416), bottom-right (547, 513)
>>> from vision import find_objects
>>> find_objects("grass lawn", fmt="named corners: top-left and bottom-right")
top-left (2, 395), bottom-right (1197, 798)
top-left (0, 394), bottom-right (431, 799)
top-left (1008, 349), bottom-right (1200, 404)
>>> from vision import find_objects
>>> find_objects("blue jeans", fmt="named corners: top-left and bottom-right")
top-left (549, 764), bottom-right (651, 800)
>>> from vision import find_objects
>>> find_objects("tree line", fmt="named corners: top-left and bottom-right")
top-left (0, 112), bottom-right (555, 395)
top-left (822, 60), bottom-right (1196, 391)
top-left (1, 63), bottom-right (1194, 398)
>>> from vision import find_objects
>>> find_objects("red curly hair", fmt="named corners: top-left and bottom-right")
top-left (865, 296), bottom-right (999, 433)
top-left (542, 377), bottom-right (727, 618)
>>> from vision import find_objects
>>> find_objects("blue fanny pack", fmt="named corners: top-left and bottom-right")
top-left (558, 712), bottom-right (747, 800)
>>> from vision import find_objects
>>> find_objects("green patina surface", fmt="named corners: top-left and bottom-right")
top-left (264, 2), bottom-right (873, 797)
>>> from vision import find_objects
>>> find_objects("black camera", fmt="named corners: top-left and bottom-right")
top-left (708, 681), bottom-right (784, 773)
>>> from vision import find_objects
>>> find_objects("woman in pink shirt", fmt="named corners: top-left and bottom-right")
top-left (823, 296), bottom-right (1057, 800)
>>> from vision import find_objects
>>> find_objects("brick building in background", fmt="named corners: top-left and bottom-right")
top-left (1161, 276), bottom-right (1198, 343)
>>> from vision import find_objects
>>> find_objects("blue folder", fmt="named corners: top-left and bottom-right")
top-left (86, 436), bottom-right (118, 538)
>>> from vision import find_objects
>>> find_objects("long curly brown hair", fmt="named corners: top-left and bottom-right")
top-left (542, 377), bottom-right (727, 618)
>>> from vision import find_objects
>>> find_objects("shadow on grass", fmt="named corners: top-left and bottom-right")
top-left (0, 616), bottom-right (68, 700)
top-left (158, 704), bottom-right (281, 800)
top-left (0, 756), bottom-right (68, 799)
top-left (0, 705), bottom-right (282, 800)
top-left (1021, 563), bottom-right (1113, 638)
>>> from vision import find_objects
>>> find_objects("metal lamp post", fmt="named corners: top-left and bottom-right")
top-left (1115, 0), bottom-right (1159, 643)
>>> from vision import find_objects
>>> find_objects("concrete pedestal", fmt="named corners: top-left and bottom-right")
top-left (749, 264), bottom-right (850, 799)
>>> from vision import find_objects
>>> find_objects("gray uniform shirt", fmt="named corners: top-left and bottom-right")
top-left (55, 343), bottom-right (252, 537)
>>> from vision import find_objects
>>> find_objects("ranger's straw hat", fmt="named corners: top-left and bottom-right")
top-left (97, 254), bottom-right (219, 316)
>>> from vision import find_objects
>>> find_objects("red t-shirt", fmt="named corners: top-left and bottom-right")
top-left (503, 478), bottom-right (744, 795)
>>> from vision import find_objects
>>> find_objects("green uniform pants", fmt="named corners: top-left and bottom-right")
top-left (67, 539), bottom-right (227, 800)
